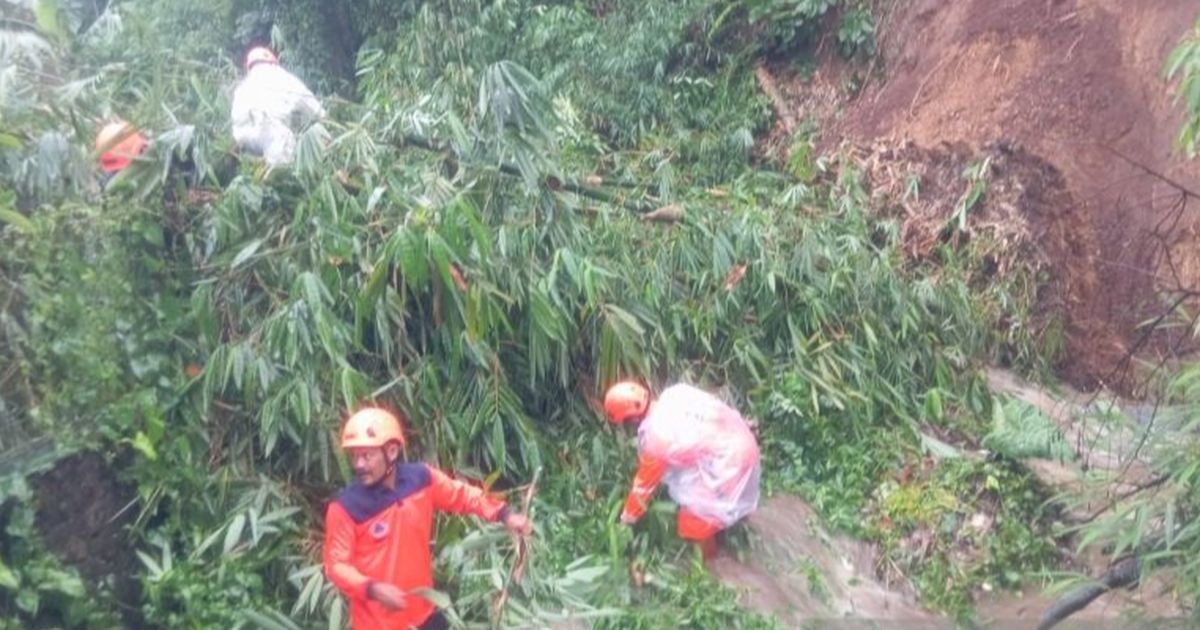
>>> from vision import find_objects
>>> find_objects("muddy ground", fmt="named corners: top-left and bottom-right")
top-left (716, 379), bottom-right (1184, 627)
top-left (31, 451), bottom-right (141, 627)
top-left (764, 0), bottom-right (1200, 391)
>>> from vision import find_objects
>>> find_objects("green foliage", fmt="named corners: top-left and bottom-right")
top-left (1066, 361), bottom-right (1200, 612)
top-left (0, 0), bottom-right (1056, 626)
top-left (734, 0), bottom-right (835, 56)
top-left (0, 475), bottom-right (123, 627)
top-left (134, 479), bottom-right (306, 628)
top-left (0, 200), bottom-right (184, 449)
top-left (1, 0), bottom-right (238, 208)
top-left (1167, 17), bottom-right (1200, 158)
top-left (356, 0), bottom-right (780, 182)
top-left (836, 4), bottom-right (876, 58)
top-left (948, 157), bottom-right (991, 236)
top-left (710, 0), bottom-right (876, 60)
top-left (870, 458), bottom-right (1059, 620)
top-left (982, 397), bottom-right (1073, 461)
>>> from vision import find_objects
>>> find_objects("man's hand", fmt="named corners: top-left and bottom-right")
top-left (619, 510), bottom-right (638, 526)
top-left (503, 512), bottom-right (534, 537)
top-left (367, 582), bottom-right (407, 611)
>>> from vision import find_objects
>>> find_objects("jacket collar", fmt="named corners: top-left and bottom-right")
top-left (335, 463), bottom-right (431, 523)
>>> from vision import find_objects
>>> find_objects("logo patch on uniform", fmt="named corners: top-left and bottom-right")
top-left (370, 521), bottom-right (389, 539)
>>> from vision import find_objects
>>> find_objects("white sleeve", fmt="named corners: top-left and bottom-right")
top-left (274, 69), bottom-right (325, 120)
top-left (230, 81), bottom-right (252, 127)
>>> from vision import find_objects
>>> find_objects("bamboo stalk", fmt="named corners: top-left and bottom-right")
top-left (492, 467), bottom-right (541, 628)
top-left (398, 133), bottom-right (652, 213)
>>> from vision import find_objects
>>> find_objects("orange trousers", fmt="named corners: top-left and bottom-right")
top-left (677, 507), bottom-right (722, 541)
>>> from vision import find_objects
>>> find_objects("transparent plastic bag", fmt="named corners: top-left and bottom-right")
top-left (638, 384), bottom-right (761, 527)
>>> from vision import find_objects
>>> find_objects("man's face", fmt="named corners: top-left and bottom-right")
top-left (615, 412), bottom-right (644, 437)
top-left (347, 444), bottom-right (399, 486)
top-left (624, 408), bottom-right (648, 426)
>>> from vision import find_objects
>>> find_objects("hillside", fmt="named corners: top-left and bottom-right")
top-left (766, 0), bottom-right (1200, 389)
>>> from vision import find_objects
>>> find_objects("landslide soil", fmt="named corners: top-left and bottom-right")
top-left (724, 2), bottom-right (1200, 624)
top-left (775, 0), bottom-right (1200, 390)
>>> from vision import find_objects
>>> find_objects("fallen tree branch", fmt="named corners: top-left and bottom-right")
top-left (754, 63), bottom-right (796, 135)
top-left (1075, 473), bottom-right (1171, 526)
top-left (641, 203), bottom-right (685, 223)
top-left (1038, 554), bottom-right (1142, 630)
top-left (1102, 145), bottom-right (1200, 200)
top-left (398, 133), bottom-right (653, 214)
top-left (492, 467), bottom-right (540, 628)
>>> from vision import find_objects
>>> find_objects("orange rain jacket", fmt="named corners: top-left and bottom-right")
top-left (99, 131), bottom-right (148, 174)
top-left (620, 384), bottom-right (761, 538)
top-left (324, 463), bottom-right (509, 630)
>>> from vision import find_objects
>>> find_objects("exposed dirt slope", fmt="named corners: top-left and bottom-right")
top-left (807, 0), bottom-right (1200, 388)
top-left (32, 452), bottom-right (141, 626)
top-left (981, 367), bottom-right (1183, 625)
top-left (714, 492), bottom-right (1179, 627)
top-left (712, 495), bottom-right (930, 625)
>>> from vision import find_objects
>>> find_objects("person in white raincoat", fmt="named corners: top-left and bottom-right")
top-left (230, 47), bottom-right (326, 167)
top-left (603, 380), bottom-right (761, 560)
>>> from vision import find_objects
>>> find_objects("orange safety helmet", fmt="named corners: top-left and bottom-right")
top-left (603, 381), bottom-right (651, 423)
top-left (95, 121), bottom-right (148, 174)
top-left (244, 46), bottom-right (279, 71)
top-left (340, 407), bottom-right (406, 448)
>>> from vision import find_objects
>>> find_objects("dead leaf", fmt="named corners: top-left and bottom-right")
top-left (629, 559), bottom-right (646, 587)
top-left (448, 264), bottom-right (468, 292)
top-left (968, 512), bottom-right (993, 533)
top-left (722, 264), bottom-right (748, 291)
top-left (585, 174), bottom-right (603, 187)
top-left (642, 204), bottom-right (684, 223)
top-left (186, 189), bottom-right (218, 205)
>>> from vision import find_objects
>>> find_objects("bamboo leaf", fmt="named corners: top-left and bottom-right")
top-left (223, 513), bottom-right (246, 555)
top-left (135, 550), bottom-right (162, 579)
top-left (231, 239), bottom-right (264, 269)
top-left (299, 272), bottom-right (329, 313)
top-left (33, 0), bottom-right (67, 42)
top-left (410, 587), bottom-right (453, 611)
top-left (393, 229), bottom-right (429, 289)
top-left (0, 558), bottom-right (19, 591)
top-left (241, 610), bottom-right (303, 630)
top-left (0, 209), bottom-right (35, 233)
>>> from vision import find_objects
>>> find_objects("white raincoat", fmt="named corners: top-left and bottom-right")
top-left (624, 384), bottom-right (761, 529)
top-left (231, 63), bottom-right (325, 167)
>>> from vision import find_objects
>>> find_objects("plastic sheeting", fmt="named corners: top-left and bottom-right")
top-left (638, 384), bottom-right (761, 527)
top-left (231, 64), bottom-right (325, 167)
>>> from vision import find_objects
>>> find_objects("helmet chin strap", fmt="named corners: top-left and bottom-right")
top-left (383, 443), bottom-right (402, 478)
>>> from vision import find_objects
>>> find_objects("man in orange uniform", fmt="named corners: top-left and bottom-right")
top-left (95, 120), bottom-right (148, 186)
top-left (324, 408), bottom-right (533, 629)
top-left (604, 381), bottom-right (761, 560)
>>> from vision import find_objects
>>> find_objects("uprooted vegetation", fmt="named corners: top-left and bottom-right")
top-left (3, 0), bottom-right (1200, 627)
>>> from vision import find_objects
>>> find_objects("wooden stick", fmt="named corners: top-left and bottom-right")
top-left (492, 467), bottom-right (541, 628)
top-left (754, 62), bottom-right (796, 135)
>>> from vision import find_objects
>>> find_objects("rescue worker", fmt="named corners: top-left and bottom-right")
top-left (230, 46), bottom-right (326, 167)
top-left (324, 407), bottom-right (533, 630)
top-left (604, 381), bottom-right (761, 561)
top-left (95, 120), bottom-right (148, 186)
